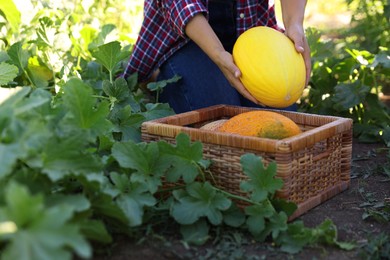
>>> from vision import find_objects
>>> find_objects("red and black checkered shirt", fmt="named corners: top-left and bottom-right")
top-left (123, 0), bottom-right (280, 81)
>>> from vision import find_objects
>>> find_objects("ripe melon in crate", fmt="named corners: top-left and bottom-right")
top-left (219, 110), bottom-right (301, 139)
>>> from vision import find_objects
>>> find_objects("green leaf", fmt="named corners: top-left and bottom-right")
top-left (276, 221), bottom-right (316, 254)
top-left (244, 201), bottom-right (275, 237)
top-left (108, 172), bottom-right (156, 227)
top-left (158, 133), bottom-right (203, 183)
top-left (14, 88), bottom-right (51, 115)
top-left (332, 81), bottom-right (371, 110)
top-left (271, 198), bottom-right (298, 217)
top-left (223, 204), bottom-right (246, 228)
top-left (0, 182), bottom-right (91, 260)
top-left (41, 134), bottom-right (104, 181)
top-left (254, 211), bottom-right (288, 242)
top-left (46, 194), bottom-right (91, 213)
top-left (8, 42), bottom-right (29, 72)
top-left (27, 63), bottom-right (53, 89)
top-left (79, 219), bottom-right (112, 244)
top-left (0, 62), bottom-right (18, 86)
top-left (102, 77), bottom-right (130, 102)
top-left (91, 41), bottom-right (131, 76)
top-left (180, 219), bottom-right (210, 246)
top-left (111, 106), bottom-right (146, 142)
top-left (112, 141), bottom-right (169, 193)
top-left (62, 78), bottom-right (112, 136)
top-left (0, 0), bottom-right (21, 32)
top-left (171, 182), bottom-right (231, 225)
top-left (88, 24), bottom-right (117, 50)
top-left (90, 193), bottom-right (129, 225)
top-left (0, 143), bottom-right (20, 180)
top-left (142, 103), bottom-right (175, 121)
top-left (239, 154), bottom-right (283, 202)
top-left (147, 75), bottom-right (181, 92)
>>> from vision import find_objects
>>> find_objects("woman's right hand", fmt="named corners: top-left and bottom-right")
top-left (185, 14), bottom-right (263, 106)
top-left (215, 50), bottom-right (264, 105)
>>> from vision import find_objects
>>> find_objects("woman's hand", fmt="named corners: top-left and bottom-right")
top-left (214, 50), bottom-right (263, 105)
top-left (185, 13), bottom-right (263, 105)
top-left (284, 24), bottom-right (311, 86)
top-left (280, 0), bottom-right (311, 86)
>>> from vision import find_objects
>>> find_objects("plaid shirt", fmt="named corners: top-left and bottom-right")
top-left (123, 0), bottom-right (279, 81)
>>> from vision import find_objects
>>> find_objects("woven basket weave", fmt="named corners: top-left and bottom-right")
top-left (141, 105), bottom-right (353, 220)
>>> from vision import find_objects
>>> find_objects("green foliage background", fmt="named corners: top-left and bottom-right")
top-left (0, 0), bottom-right (389, 259)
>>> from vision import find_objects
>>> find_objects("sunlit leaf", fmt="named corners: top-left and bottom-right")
top-left (0, 62), bottom-right (18, 86)
top-left (332, 81), bottom-right (370, 111)
top-left (0, 0), bottom-right (21, 32)
top-left (8, 42), bottom-right (29, 72)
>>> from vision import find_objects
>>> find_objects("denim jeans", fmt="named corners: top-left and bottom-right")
top-left (158, 1), bottom-right (297, 113)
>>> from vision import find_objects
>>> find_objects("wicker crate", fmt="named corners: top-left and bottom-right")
top-left (141, 105), bottom-right (353, 220)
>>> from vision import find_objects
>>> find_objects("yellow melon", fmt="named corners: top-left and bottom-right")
top-left (233, 26), bottom-right (306, 108)
top-left (219, 111), bottom-right (301, 139)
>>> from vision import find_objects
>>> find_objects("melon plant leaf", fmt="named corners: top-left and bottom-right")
top-left (146, 74), bottom-right (181, 92)
top-left (14, 88), bottom-right (51, 115)
top-left (8, 42), bottom-right (29, 72)
top-left (240, 154), bottom-right (283, 202)
top-left (158, 133), bottom-right (204, 183)
top-left (371, 52), bottom-right (390, 68)
top-left (111, 141), bottom-right (169, 193)
top-left (90, 192), bottom-right (129, 225)
top-left (41, 134), bottom-right (104, 182)
top-left (110, 172), bottom-right (156, 207)
top-left (180, 218), bottom-right (210, 246)
top-left (271, 198), bottom-right (298, 217)
top-left (111, 107), bottom-right (146, 142)
top-left (275, 221), bottom-right (316, 254)
top-left (142, 103), bottom-right (175, 121)
top-left (0, 143), bottom-right (20, 180)
top-left (0, 62), bottom-right (18, 85)
top-left (0, 0), bottom-right (21, 32)
top-left (102, 77), bottom-right (130, 102)
top-left (244, 201), bottom-right (275, 237)
top-left (332, 80), bottom-right (371, 111)
top-left (265, 211), bottom-right (289, 240)
top-left (223, 203), bottom-right (246, 228)
top-left (78, 219), bottom-right (112, 244)
top-left (0, 182), bottom-right (91, 260)
top-left (91, 41), bottom-right (131, 75)
top-left (62, 78), bottom-right (112, 137)
top-left (46, 194), bottom-right (91, 213)
top-left (171, 181), bottom-right (231, 225)
top-left (108, 172), bottom-right (156, 227)
top-left (125, 72), bottom-right (138, 91)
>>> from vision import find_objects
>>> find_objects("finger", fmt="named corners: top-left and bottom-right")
top-left (230, 77), bottom-right (264, 106)
top-left (302, 39), bottom-right (311, 86)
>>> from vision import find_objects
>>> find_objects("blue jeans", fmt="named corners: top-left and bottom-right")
top-left (158, 2), bottom-right (297, 114)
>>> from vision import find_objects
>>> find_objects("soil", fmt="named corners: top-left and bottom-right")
top-left (92, 139), bottom-right (390, 260)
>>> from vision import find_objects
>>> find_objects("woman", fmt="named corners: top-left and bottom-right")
top-left (122, 0), bottom-right (311, 113)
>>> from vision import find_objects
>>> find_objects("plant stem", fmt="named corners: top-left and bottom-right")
top-left (211, 186), bottom-right (261, 206)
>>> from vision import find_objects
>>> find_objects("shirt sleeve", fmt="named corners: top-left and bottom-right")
top-left (160, 0), bottom-right (208, 37)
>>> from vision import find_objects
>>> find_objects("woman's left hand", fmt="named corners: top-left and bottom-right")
top-left (284, 24), bottom-right (311, 86)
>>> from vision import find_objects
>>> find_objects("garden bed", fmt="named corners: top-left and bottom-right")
top-left (93, 139), bottom-right (390, 260)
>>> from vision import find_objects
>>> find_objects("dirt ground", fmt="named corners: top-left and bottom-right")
top-left (92, 138), bottom-right (390, 260)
